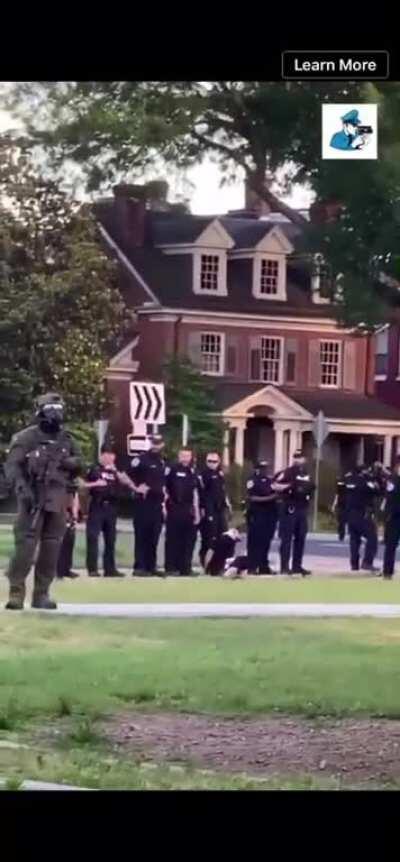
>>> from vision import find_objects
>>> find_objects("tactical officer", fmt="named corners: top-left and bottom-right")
top-left (344, 465), bottom-right (380, 572)
top-left (246, 460), bottom-right (283, 574)
top-left (56, 484), bottom-right (80, 579)
top-left (4, 392), bottom-right (82, 610)
top-left (331, 475), bottom-right (347, 541)
top-left (198, 452), bottom-right (231, 568)
top-left (83, 444), bottom-right (125, 578)
top-left (165, 448), bottom-right (200, 576)
top-left (276, 451), bottom-right (315, 576)
top-left (381, 459), bottom-right (400, 579)
top-left (126, 434), bottom-right (167, 576)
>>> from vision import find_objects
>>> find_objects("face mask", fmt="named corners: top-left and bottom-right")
top-left (39, 404), bottom-right (64, 431)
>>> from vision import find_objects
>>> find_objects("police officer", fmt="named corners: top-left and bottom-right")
top-left (331, 475), bottom-right (347, 541)
top-left (83, 444), bottom-right (125, 578)
top-left (246, 460), bottom-right (281, 574)
top-left (344, 464), bottom-right (380, 572)
top-left (4, 392), bottom-right (82, 610)
top-left (276, 451), bottom-right (315, 576)
top-left (127, 434), bottom-right (167, 577)
top-left (165, 448), bottom-right (200, 576)
top-left (56, 483), bottom-right (80, 579)
top-left (198, 452), bottom-right (231, 569)
top-left (381, 458), bottom-right (400, 579)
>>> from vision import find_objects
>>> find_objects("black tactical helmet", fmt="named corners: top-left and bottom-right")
top-left (35, 392), bottom-right (65, 428)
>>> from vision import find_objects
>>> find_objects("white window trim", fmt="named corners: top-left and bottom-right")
top-left (252, 253), bottom-right (286, 301)
top-left (374, 327), bottom-right (389, 380)
top-left (319, 339), bottom-right (342, 389)
top-left (199, 331), bottom-right (226, 377)
top-left (256, 335), bottom-right (284, 385)
top-left (193, 250), bottom-right (227, 297)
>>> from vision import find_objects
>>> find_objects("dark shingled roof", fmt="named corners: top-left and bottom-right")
top-left (214, 383), bottom-right (400, 421)
top-left (95, 202), bottom-right (337, 317)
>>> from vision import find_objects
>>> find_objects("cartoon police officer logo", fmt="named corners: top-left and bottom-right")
top-left (322, 104), bottom-right (377, 160)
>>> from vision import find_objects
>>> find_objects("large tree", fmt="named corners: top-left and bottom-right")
top-left (162, 356), bottom-right (225, 460)
top-left (3, 81), bottom-right (400, 327)
top-left (0, 136), bottom-right (132, 440)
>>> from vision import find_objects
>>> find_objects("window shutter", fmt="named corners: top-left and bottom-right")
top-left (187, 331), bottom-right (202, 367)
top-left (285, 338), bottom-right (298, 384)
top-left (308, 339), bottom-right (321, 387)
top-left (343, 340), bottom-right (357, 390)
top-left (226, 335), bottom-right (239, 376)
top-left (249, 335), bottom-right (261, 381)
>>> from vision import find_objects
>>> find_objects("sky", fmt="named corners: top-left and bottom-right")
top-left (0, 108), bottom-right (313, 214)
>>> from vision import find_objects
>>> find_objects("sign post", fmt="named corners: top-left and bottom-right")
top-left (182, 414), bottom-right (190, 446)
top-left (311, 411), bottom-right (330, 531)
top-left (94, 419), bottom-right (109, 458)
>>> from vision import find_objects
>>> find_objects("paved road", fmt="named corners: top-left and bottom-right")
top-left (6, 601), bottom-right (400, 619)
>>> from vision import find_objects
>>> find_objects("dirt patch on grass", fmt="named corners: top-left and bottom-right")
top-left (103, 712), bottom-right (400, 783)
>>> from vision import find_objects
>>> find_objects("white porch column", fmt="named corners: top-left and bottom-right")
top-left (289, 427), bottom-right (301, 462)
top-left (357, 436), bottom-right (365, 465)
top-left (396, 437), bottom-right (400, 457)
top-left (223, 427), bottom-right (230, 468)
top-left (233, 422), bottom-right (245, 467)
top-left (383, 435), bottom-right (393, 468)
top-left (274, 426), bottom-right (285, 473)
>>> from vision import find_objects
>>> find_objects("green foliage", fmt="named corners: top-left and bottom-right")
top-left (162, 356), bottom-right (225, 460)
top-left (67, 423), bottom-right (97, 467)
top-left (0, 138), bottom-right (132, 442)
top-left (4, 81), bottom-right (400, 325)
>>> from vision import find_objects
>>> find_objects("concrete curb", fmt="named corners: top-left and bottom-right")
top-left (0, 777), bottom-right (91, 791)
top-left (6, 601), bottom-right (400, 619)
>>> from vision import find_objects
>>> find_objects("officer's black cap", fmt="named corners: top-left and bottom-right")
top-left (256, 460), bottom-right (269, 468)
top-left (149, 434), bottom-right (164, 444)
top-left (293, 450), bottom-right (304, 458)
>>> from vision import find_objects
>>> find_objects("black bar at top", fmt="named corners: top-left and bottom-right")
top-left (282, 51), bottom-right (389, 80)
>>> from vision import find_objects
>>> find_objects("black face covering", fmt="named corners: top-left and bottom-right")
top-left (38, 404), bottom-right (64, 433)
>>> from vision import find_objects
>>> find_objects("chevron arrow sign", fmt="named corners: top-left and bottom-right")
top-left (130, 382), bottom-right (166, 425)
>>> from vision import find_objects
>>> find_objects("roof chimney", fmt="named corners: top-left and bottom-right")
top-left (145, 180), bottom-right (170, 212)
top-left (309, 200), bottom-right (343, 225)
top-left (113, 184), bottom-right (147, 248)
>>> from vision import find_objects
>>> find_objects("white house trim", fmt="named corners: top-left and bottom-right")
top-left (252, 253), bottom-right (286, 301)
top-left (138, 308), bottom-right (352, 333)
top-left (193, 250), bottom-right (228, 297)
top-left (98, 224), bottom-right (160, 306)
top-left (108, 337), bottom-right (139, 368)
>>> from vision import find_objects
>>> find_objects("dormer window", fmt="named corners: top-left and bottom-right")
top-left (253, 252), bottom-right (285, 300)
top-left (260, 258), bottom-right (279, 295)
top-left (200, 254), bottom-right (220, 292)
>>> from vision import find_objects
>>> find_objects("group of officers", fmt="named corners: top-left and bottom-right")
top-left (4, 389), bottom-right (400, 610)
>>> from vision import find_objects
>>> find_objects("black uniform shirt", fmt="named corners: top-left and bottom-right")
top-left (246, 473), bottom-right (278, 515)
top-left (336, 477), bottom-right (347, 508)
top-left (128, 451), bottom-right (167, 504)
top-left (199, 467), bottom-right (227, 513)
top-left (165, 463), bottom-right (197, 509)
top-left (276, 465), bottom-right (315, 511)
top-left (344, 471), bottom-right (379, 514)
top-left (384, 475), bottom-right (400, 518)
top-left (86, 463), bottom-right (119, 505)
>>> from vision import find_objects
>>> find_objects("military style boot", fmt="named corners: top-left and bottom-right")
top-left (31, 594), bottom-right (58, 610)
top-left (5, 587), bottom-right (25, 611)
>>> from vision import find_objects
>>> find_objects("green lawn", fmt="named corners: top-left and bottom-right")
top-left (2, 613), bottom-right (400, 789)
top-left (1, 614), bottom-right (400, 721)
top-left (0, 528), bottom-right (135, 570)
top-left (2, 571), bottom-right (400, 605)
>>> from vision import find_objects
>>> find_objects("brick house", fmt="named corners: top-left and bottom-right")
top-left (95, 184), bottom-right (400, 472)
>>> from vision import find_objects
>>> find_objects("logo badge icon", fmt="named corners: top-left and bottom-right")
top-left (322, 104), bottom-right (377, 159)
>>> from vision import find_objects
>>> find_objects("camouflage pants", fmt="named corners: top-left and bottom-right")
top-left (7, 504), bottom-right (66, 603)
